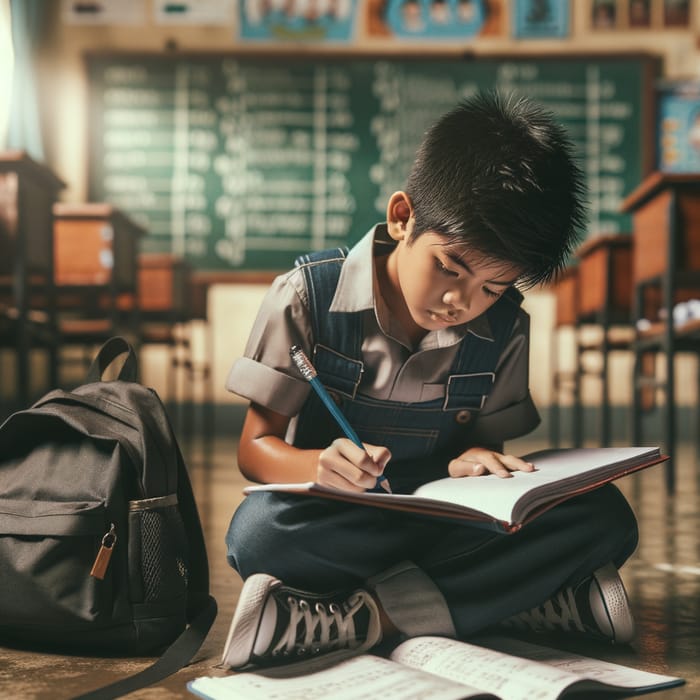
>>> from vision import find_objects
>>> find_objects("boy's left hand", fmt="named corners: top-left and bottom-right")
top-left (448, 447), bottom-right (535, 479)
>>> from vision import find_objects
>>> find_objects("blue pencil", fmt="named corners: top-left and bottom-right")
top-left (289, 345), bottom-right (391, 494)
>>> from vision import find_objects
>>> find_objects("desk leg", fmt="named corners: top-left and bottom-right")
top-left (600, 322), bottom-right (611, 448)
top-left (573, 326), bottom-right (583, 448)
top-left (14, 236), bottom-right (29, 409)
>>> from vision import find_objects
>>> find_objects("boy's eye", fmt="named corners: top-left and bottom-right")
top-left (483, 287), bottom-right (501, 298)
top-left (436, 259), bottom-right (458, 276)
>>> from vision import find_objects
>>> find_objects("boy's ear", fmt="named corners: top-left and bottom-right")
top-left (386, 191), bottom-right (415, 241)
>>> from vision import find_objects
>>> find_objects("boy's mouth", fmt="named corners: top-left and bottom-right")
top-left (429, 310), bottom-right (458, 324)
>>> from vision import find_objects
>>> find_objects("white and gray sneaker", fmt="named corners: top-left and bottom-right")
top-left (222, 573), bottom-right (383, 670)
top-left (501, 563), bottom-right (636, 644)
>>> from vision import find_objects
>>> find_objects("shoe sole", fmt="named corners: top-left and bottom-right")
top-left (591, 564), bottom-right (636, 644)
top-left (221, 573), bottom-right (280, 669)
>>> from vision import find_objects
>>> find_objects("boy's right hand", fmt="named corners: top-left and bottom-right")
top-left (317, 439), bottom-right (391, 492)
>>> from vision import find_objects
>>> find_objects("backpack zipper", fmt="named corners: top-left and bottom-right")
top-left (90, 523), bottom-right (117, 580)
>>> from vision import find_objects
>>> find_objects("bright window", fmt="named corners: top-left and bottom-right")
top-left (0, 0), bottom-right (13, 149)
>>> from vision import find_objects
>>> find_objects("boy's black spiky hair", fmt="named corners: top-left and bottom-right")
top-left (407, 90), bottom-right (587, 288)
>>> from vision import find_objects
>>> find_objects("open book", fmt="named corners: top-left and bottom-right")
top-left (244, 446), bottom-right (667, 533)
top-left (188, 635), bottom-right (684, 700)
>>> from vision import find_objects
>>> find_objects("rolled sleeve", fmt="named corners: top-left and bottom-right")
top-left (225, 270), bottom-right (314, 416)
top-left (225, 357), bottom-right (310, 416)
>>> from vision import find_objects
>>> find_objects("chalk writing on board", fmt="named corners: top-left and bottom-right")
top-left (88, 55), bottom-right (654, 271)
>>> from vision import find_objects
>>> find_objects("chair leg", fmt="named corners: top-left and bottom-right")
top-left (664, 348), bottom-right (676, 492)
top-left (550, 329), bottom-right (560, 448)
top-left (696, 354), bottom-right (700, 455)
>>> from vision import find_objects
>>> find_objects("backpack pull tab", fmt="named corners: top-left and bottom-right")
top-left (90, 523), bottom-right (117, 580)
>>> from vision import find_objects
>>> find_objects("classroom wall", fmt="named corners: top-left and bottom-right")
top-left (22, 1), bottom-right (700, 423)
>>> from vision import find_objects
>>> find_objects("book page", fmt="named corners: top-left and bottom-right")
top-left (413, 447), bottom-right (661, 523)
top-left (479, 636), bottom-right (683, 689)
top-left (391, 637), bottom-right (582, 700)
top-left (243, 447), bottom-right (663, 528)
top-left (188, 655), bottom-right (498, 700)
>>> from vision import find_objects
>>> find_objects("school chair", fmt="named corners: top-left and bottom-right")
top-left (184, 273), bottom-right (215, 442)
top-left (573, 234), bottom-right (634, 447)
top-left (52, 203), bottom-right (144, 386)
top-left (0, 152), bottom-right (64, 417)
top-left (549, 265), bottom-right (581, 447)
top-left (138, 253), bottom-right (194, 432)
top-left (621, 173), bottom-right (700, 491)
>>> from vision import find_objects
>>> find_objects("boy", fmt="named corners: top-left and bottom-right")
top-left (223, 92), bottom-right (639, 670)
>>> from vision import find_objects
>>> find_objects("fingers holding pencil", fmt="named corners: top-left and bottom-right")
top-left (290, 345), bottom-right (393, 494)
top-left (317, 439), bottom-right (391, 493)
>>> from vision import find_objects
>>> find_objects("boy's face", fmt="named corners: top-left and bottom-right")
top-left (384, 192), bottom-right (521, 340)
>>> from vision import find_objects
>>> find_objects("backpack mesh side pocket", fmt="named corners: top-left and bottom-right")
top-left (128, 495), bottom-right (189, 605)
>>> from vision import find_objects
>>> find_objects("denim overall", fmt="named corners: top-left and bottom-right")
top-left (226, 248), bottom-right (639, 637)
top-left (292, 247), bottom-right (524, 491)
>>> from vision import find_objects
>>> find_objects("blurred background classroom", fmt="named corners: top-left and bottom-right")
top-left (1, 0), bottom-right (700, 698)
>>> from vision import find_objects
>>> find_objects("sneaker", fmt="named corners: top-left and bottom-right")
top-left (500, 563), bottom-right (635, 644)
top-left (221, 573), bottom-right (383, 670)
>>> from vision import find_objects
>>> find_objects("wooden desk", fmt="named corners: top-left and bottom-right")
top-left (553, 265), bottom-right (579, 328)
top-left (139, 253), bottom-right (190, 318)
top-left (0, 151), bottom-right (64, 410)
top-left (577, 234), bottom-right (633, 323)
top-left (53, 203), bottom-right (144, 290)
top-left (623, 173), bottom-right (700, 285)
top-left (52, 203), bottom-right (145, 375)
top-left (621, 172), bottom-right (700, 489)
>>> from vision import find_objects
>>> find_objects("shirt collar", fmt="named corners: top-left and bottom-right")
top-left (329, 224), bottom-right (494, 344)
top-left (329, 225), bottom-right (383, 313)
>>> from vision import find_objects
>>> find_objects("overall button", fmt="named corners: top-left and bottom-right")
top-left (455, 410), bottom-right (471, 424)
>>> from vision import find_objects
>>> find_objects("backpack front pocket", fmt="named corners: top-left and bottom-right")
top-left (0, 499), bottom-right (114, 630)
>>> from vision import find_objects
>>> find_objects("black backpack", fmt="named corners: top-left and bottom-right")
top-left (0, 337), bottom-right (217, 698)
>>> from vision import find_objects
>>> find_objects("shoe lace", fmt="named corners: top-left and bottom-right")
top-left (271, 593), bottom-right (366, 657)
top-left (506, 587), bottom-right (585, 634)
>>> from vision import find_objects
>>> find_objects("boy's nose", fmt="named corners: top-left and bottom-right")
top-left (443, 287), bottom-right (470, 310)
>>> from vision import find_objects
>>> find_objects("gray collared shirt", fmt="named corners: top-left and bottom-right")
top-left (227, 225), bottom-right (540, 447)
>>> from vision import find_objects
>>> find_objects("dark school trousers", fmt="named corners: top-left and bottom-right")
top-left (225, 483), bottom-right (638, 638)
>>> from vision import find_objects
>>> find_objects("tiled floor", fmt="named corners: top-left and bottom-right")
top-left (1, 435), bottom-right (698, 698)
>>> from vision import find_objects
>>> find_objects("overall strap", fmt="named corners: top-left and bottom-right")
top-left (294, 247), bottom-right (362, 358)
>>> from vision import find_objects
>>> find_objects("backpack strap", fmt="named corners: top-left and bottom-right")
top-left (85, 336), bottom-right (139, 383)
top-left (70, 595), bottom-right (217, 700)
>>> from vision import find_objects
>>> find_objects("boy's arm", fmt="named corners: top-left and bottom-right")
top-left (238, 402), bottom-right (390, 489)
top-left (237, 403), bottom-right (322, 483)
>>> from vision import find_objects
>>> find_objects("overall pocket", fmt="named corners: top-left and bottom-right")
top-left (0, 499), bottom-right (114, 629)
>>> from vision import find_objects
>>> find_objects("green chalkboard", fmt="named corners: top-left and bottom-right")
top-left (87, 54), bottom-right (658, 272)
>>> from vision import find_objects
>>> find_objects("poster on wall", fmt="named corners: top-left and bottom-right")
top-left (662, 0), bottom-right (690, 27)
top-left (238, 0), bottom-right (357, 41)
top-left (588, 0), bottom-right (692, 30)
top-left (365, 0), bottom-right (503, 40)
top-left (658, 81), bottom-right (700, 173)
top-left (590, 0), bottom-right (616, 29)
top-left (154, 0), bottom-right (234, 24)
top-left (627, 0), bottom-right (651, 27)
top-left (61, 0), bottom-right (146, 24)
top-left (513, 0), bottom-right (569, 38)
